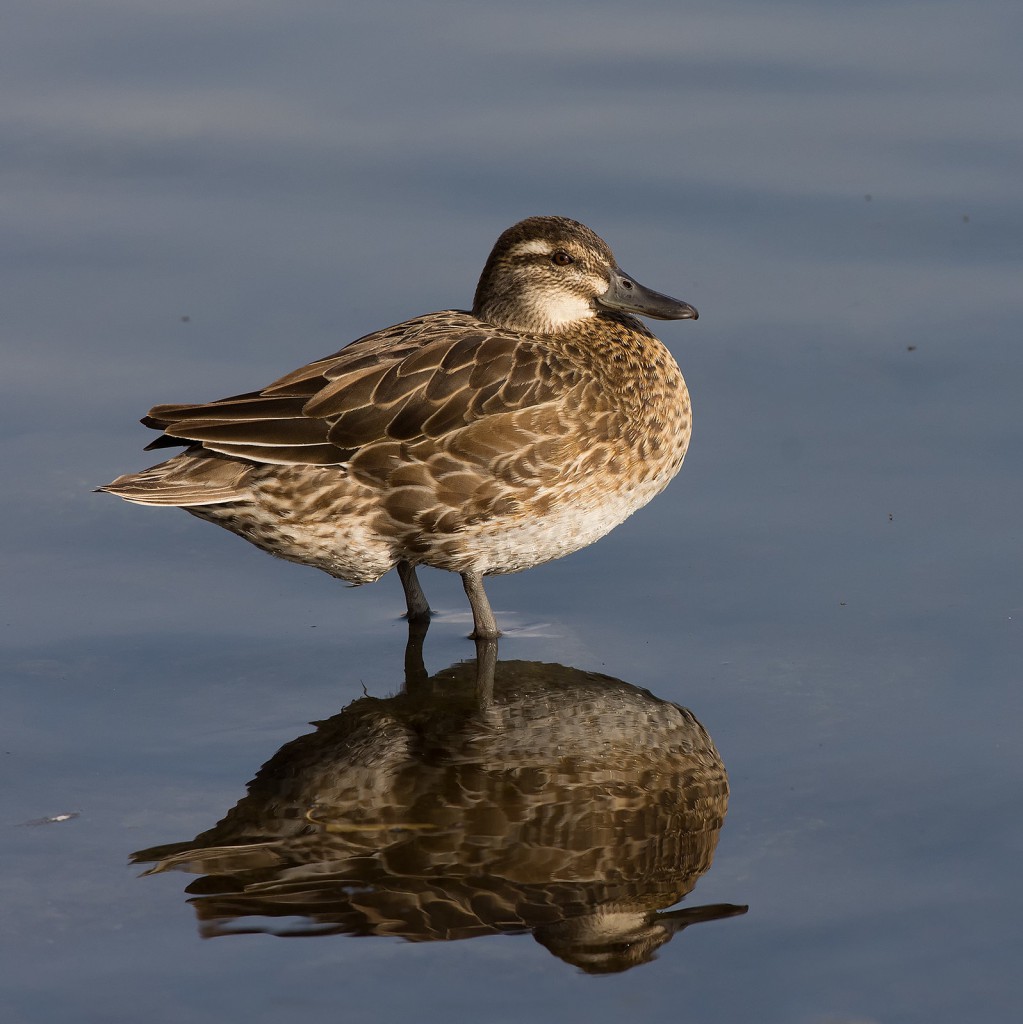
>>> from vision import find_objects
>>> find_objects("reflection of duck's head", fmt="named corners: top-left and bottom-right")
top-left (535, 903), bottom-right (750, 974)
top-left (133, 656), bottom-right (744, 971)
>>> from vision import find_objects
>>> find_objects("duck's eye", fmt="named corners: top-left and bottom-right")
top-left (551, 250), bottom-right (574, 267)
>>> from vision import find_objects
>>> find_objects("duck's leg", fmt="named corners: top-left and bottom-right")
top-left (397, 560), bottom-right (431, 622)
top-left (460, 570), bottom-right (500, 641)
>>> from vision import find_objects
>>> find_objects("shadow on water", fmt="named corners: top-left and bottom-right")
top-left (132, 624), bottom-right (747, 974)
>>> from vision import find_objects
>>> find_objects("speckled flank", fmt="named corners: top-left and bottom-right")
top-left (100, 216), bottom-right (698, 633)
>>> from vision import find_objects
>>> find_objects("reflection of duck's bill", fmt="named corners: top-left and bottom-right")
top-left (657, 902), bottom-right (749, 932)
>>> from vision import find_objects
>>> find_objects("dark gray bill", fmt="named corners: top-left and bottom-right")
top-left (596, 266), bottom-right (698, 320)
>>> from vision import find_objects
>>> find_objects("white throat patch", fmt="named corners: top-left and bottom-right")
top-left (537, 292), bottom-right (596, 329)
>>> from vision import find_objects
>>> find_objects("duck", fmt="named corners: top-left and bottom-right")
top-left (100, 216), bottom-right (698, 639)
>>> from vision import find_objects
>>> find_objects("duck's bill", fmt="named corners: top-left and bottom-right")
top-left (597, 268), bottom-right (698, 321)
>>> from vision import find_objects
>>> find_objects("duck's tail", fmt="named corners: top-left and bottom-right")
top-left (98, 450), bottom-right (253, 507)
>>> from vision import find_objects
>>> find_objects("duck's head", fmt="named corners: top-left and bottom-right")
top-left (472, 215), bottom-right (698, 334)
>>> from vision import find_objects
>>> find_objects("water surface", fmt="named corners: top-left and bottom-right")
top-left (3, 2), bottom-right (1021, 1021)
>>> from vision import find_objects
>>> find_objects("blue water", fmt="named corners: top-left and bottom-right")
top-left (3, 2), bottom-right (1021, 1021)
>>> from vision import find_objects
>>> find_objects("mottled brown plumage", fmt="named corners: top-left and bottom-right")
top-left (100, 216), bottom-right (698, 637)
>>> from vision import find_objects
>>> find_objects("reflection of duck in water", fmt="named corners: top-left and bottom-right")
top-left (133, 642), bottom-right (745, 973)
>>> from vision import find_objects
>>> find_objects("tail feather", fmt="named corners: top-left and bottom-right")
top-left (98, 451), bottom-right (253, 507)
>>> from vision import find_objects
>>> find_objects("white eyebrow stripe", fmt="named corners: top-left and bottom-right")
top-left (510, 239), bottom-right (553, 257)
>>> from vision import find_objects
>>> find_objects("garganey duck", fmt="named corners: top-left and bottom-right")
top-left (100, 216), bottom-right (698, 638)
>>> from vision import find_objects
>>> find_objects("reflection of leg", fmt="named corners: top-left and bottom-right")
top-left (473, 636), bottom-right (498, 709)
top-left (403, 616), bottom-right (430, 689)
top-left (460, 571), bottom-right (499, 640)
top-left (397, 559), bottom-right (430, 621)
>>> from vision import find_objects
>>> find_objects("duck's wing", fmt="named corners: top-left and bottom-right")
top-left (140, 312), bottom-right (577, 468)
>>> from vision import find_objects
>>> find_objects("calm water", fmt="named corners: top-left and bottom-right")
top-left (3, 1), bottom-right (1021, 1021)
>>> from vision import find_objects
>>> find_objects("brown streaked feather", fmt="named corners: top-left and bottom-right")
top-left (160, 417), bottom-right (329, 446)
top-left (347, 442), bottom-right (403, 485)
top-left (468, 378), bottom-right (506, 416)
top-left (326, 403), bottom-right (402, 448)
top-left (421, 394), bottom-right (474, 438)
top-left (438, 333), bottom-right (487, 371)
top-left (386, 400), bottom-right (443, 442)
top-left (196, 442), bottom-right (354, 466)
top-left (468, 348), bottom-right (515, 388)
top-left (423, 363), bottom-right (474, 403)
top-left (145, 394), bottom-right (297, 423)
top-left (370, 363), bottom-right (438, 405)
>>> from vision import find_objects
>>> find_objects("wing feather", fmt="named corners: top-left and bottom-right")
top-left (139, 311), bottom-right (570, 469)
